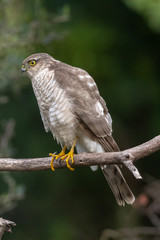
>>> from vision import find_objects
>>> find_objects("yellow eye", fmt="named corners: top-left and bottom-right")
top-left (29, 60), bottom-right (36, 66)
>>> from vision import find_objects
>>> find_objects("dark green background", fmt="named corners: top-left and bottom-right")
top-left (0, 0), bottom-right (160, 239)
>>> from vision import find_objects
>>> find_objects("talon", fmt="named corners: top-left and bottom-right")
top-left (49, 146), bottom-right (66, 171)
top-left (61, 151), bottom-right (75, 171)
top-left (49, 153), bottom-right (56, 171)
top-left (60, 138), bottom-right (77, 171)
top-left (49, 138), bottom-right (77, 171)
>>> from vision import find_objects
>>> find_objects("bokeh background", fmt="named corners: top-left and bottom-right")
top-left (0, 0), bottom-right (160, 239)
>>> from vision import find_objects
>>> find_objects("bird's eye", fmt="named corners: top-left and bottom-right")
top-left (29, 60), bottom-right (37, 66)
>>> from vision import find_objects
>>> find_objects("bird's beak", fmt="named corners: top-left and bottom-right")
top-left (21, 64), bottom-right (26, 73)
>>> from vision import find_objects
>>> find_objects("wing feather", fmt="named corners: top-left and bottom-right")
top-left (52, 63), bottom-right (134, 206)
top-left (54, 67), bottom-right (119, 151)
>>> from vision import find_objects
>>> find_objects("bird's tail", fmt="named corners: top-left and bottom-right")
top-left (101, 164), bottom-right (135, 206)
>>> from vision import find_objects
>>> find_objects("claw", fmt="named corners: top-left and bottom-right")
top-left (61, 149), bottom-right (75, 171)
top-left (49, 146), bottom-right (66, 171)
top-left (49, 138), bottom-right (77, 171)
top-left (49, 156), bottom-right (55, 171)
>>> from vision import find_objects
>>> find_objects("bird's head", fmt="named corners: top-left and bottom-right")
top-left (21, 53), bottom-right (54, 78)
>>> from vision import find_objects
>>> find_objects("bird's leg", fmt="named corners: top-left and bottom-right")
top-left (60, 138), bottom-right (77, 171)
top-left (49, 146), bottom-right (66, 171)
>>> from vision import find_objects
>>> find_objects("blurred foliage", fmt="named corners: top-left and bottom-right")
top-left (124, 0), bottom-right (160, 32)
top-left (0, 0), bottom-right (160, 239)
top-left (0, 172), bottom-right (24, 215)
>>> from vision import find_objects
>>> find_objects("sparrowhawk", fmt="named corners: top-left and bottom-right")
top-left (21, 53), bottom-right (135, 206)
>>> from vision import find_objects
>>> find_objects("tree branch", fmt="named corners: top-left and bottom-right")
top-left (0, 218), bottom-right (16, 240)
top-left (0, 135), bottom-right (160, 179)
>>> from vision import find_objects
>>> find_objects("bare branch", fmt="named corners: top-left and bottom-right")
top-left (100, 227), bottom-right (160, 240)
top-left (0, 135), bottom-right (160, 178)
top-left (0, 218), bottom-right (16, 240)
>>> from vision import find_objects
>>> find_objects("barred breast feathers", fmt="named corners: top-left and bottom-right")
top-left (31, 68), bottom-right (77, 148)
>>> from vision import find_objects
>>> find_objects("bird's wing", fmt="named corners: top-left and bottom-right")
top-left (75, 96), bottom-right (119, 152)
top-left (54, 67), bottom-right (119, 151)
top-left (53, 67), bottom-right (134, 206)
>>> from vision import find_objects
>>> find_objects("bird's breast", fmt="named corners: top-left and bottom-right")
top-left (32, 70), bottom-right (78, 148)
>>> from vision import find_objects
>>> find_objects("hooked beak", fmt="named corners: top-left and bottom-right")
top-left (21, 64), bottom-right (26, 73)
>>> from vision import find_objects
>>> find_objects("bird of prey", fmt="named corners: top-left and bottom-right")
top-left (21, 53), bottom-right (135, 206)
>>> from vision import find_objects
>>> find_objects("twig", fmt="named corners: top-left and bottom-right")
top-left (0, 218), bottom-right (16, 240)
top-left (0, 135), bottom-right (160, 178)
top-left (100, 226), bottom-right (160, 240)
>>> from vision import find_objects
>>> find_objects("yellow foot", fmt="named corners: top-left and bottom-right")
top-left (49, 138), bottom-right (77, 171)
top-left (49, 146), bottom-right (66, 171)
top-left (60, 149), bottom-right (75, 171)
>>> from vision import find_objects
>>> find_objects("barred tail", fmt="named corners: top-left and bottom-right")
top-left (101, 165), bottom-right (135, 206)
